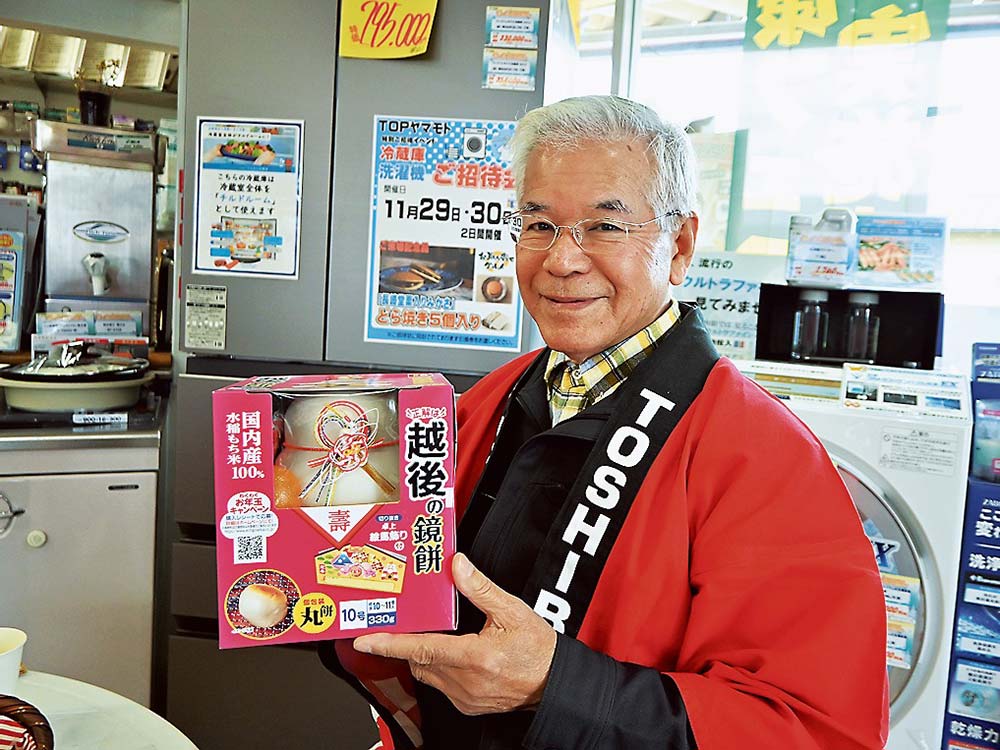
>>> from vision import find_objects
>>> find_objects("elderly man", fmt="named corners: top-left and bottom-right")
top-left (326, 95), bottom-right (889, 750)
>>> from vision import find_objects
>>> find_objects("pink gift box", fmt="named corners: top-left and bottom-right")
top-left (212, 373), bottom-right (457, 649)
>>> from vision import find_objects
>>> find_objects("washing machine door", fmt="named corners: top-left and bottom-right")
top-left (831, 452), bottom-right (942, 723)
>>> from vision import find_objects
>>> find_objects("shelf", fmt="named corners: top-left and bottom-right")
top-left (0, 67), bottom-right (177, 110)
top-left (35, 72), bottom-right (177, 108)
top-left (0, 351), bottom-right (173, 370)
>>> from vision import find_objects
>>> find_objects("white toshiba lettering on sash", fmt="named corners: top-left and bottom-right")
top-left (534, 590), bottom-right (572, 634)
top-left (563, 503), bottom-right (609, 556)
top-left (636, 388), bottom-right (676, 427)
top-left (606, 426), bottom-right (649, 468)
top-left (585, 465), bottom-right (626, 509)
top-left (534, 387), bottom-right (676, 631)
top-left (555, 551), bottom-right (580, 593)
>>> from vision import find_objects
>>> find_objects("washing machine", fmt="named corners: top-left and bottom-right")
top-left (737, 360), bottom-right (972, 750)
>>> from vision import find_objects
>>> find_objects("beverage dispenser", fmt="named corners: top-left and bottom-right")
top-left (31, 120), bottom-right (165, 334)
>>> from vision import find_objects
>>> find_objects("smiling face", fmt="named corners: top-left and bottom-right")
top-left (515, 138), bottom-right (697, 363)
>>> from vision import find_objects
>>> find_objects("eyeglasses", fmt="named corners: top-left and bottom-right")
top-left (502, 210), bottom-right (683, 255)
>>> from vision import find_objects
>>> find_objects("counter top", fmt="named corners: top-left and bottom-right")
top-left (0, 397), bottom-right (164, 473)
top-left (0, 425), bottom-right (160, 451)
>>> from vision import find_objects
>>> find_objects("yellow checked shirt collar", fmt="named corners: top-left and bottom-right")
top-left (544, 300), bottom-right (681, 425)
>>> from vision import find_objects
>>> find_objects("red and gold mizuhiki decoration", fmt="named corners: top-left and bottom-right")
top-left (282, 400), bottom-right (397, 506)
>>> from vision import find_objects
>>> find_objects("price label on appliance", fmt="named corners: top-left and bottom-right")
top-left (185, 284), bottom-right (227, 350)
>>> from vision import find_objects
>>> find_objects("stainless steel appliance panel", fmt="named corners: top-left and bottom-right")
top-left (44, 159), bottom-right (153, 300)
top-left (31, 120), bottom-right (160, 166)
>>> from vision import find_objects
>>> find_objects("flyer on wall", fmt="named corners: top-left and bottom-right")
top-left (194, 117), bottom-right (303, 278)
top-left (484, 6), bottom-right (540, 48)
top-left (672, 252), bottom-right (785, 360)
top-left (364, 115), bottom-right (523, 352)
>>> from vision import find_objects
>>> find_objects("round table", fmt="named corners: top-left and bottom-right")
top-left (8, 671), bottom-right (198, 749)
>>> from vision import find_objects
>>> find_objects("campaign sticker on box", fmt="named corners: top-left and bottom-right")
top-left (213, 372), bottom-right (458, 648)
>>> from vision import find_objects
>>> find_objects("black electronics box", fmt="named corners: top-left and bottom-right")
top-left (755, 283), bottom-right (943, 369)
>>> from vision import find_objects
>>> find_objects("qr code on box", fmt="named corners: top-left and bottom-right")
top-left (235, 535), bottom-right (266, 564)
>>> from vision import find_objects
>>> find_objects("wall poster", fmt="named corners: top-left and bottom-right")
top-left (194, 117), bottom-right (303, 278)
top-left (673, 252), bottom-right (785, 360)
top-left (484, 6), bottom-right (540, 48)
top-left (364, 115), bottom-right (523, 352)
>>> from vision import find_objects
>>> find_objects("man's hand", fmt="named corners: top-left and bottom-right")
top-left (353, 553), bottom-right (557, 715)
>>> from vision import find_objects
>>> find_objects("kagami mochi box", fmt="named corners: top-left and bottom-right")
top-left (212, 372), bottom-right (457, 648)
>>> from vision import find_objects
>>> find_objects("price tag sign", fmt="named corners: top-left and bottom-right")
top-left (340, 0), bottom-right (438, 59)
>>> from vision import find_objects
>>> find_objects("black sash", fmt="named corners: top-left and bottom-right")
top-left (520, 304), bottom-right (719, 638)
top-left (319, 305), bottom-right (720, 750)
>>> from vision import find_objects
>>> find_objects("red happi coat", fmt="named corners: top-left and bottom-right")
top-left (337, 350), bottom-right (890, 749)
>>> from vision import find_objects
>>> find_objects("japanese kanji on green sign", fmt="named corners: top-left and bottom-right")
top-left (744, 0), bottom-right (949, 50)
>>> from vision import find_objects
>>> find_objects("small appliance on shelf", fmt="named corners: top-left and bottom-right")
top-left (30, 119), bottom-right (166, 338)
top-left (756, 282), bottom-right (942, 370)
top-left (0, 339), bottom-right (152, 412)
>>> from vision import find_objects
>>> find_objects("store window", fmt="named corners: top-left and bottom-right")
top-left (629, 0), bottom-right (1000, 253)
top-left (541, 0), bottom-right (1000, 367)
top-left (544, 0), bottom-right (619, 99)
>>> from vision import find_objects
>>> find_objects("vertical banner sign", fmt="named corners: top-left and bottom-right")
top-left (365, 115), bottom-right (523, 352)
top-left (745, 0), bottom-right (949, 49)
top-left (194, 118), bottom-right (303, 279)
top-left (340, 0), bottom-right (439, 59)
top-left (943, 373), bottom-right (1000, 750)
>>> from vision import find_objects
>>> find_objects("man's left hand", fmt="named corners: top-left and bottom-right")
top-left (353, 553), bottom-right (557, 715)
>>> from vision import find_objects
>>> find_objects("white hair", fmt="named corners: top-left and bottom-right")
top-left (508, 95), bottom-right (698, 231)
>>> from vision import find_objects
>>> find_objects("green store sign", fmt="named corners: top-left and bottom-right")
top-left (744, 0), bottom-right (950, 50)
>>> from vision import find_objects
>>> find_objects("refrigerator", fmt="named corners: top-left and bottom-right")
top-left (164, 2), bottom-right (549, 747)
top-left (178, 0), bottom-right (547, 372)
